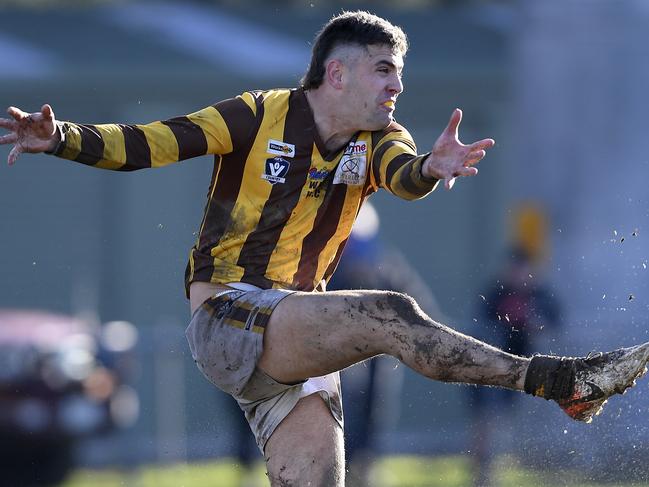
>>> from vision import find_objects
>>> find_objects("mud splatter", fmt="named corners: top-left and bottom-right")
top-left (372, 291), bottom-right (528, 390)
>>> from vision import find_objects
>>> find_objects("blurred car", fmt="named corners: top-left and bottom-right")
top-left (0, 309), bottom-right (139, 486)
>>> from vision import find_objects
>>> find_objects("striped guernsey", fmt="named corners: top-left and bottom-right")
top-left (52, 88), bottom-right (439, 295)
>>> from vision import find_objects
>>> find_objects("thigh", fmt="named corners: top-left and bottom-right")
top-left (258, 289), bottom-right (405, 384)
top-left (265, 393), bottom-right (345, 487)
top-left (185, 288), bottom-right (293, 396)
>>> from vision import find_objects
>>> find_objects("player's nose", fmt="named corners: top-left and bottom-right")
top-left (388, 74), bottom-right (403, 95)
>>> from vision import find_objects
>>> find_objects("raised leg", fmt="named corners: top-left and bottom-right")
top-left (259, 290), bottom-right (529, 390)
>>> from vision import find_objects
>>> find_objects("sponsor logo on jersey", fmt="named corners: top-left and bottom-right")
top-left (333, 140), bottom-right (367, 186)
top-left (308, 167), bottom-right (329, 181)
top-left (306, 167), bottom-right (330, 198)
top-left (262, 157), bottom-right (290, 184)
top-left (267, 139), bottom-right (296, 158)
top-left (347, 141), bottom-right (367, 155)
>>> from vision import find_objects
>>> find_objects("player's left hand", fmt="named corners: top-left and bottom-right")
top-left (422, 108), bottom-right (495, 190)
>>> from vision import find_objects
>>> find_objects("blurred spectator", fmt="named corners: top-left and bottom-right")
top-left (468, 204), bottom-right (562, 487)
top-left (328, 201), bottom-right (443, 487)
top-left (0, 311), bottom-right (139, 486)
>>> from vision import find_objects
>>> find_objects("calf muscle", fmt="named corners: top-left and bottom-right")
top-left (380, 292), bottom-right (528, 389)
top-left (258, 290), bottom-right (529, 390)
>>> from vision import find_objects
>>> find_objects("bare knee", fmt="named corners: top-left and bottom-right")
top-left (357, 291), bottom-right (437, 360)
top-left (265, 394), bottom-right (344, 487)
top-left (353, 290), bottom-right (428, 328)
top-left (381, 290), bottom-right (428, 324)
top-left (345, 291), bottom-right (426, 324)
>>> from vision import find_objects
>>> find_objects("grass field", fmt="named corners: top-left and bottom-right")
top-left (61, 454), bottom-right (649, 487)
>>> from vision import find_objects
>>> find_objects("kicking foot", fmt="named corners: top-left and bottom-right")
top-left (525, 342), bottom-right (649, 423)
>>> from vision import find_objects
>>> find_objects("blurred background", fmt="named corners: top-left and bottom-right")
top-left (1, 0), bottom-right (649, 486)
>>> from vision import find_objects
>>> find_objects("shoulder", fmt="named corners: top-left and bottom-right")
top-left (370, 120), bottom-right (416, 152)
top-left (211, 88), bottom-right (290, 119)
top-left (375, 120), bottom-right (408, 135)
top-left (243, 88), bottom-right (292, 109)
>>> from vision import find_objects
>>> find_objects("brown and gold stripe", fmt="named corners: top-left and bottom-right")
top-left (238, 89), bottom-right (310, 288)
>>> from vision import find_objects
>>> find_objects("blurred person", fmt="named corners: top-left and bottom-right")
top-left (3, 11), bottom-right (649, 487)
top-left (478, 205), bottom-right (561, 360)
top-left (479, 252), bottom-right (560, 359)
top-left (468, 205), bottom-right (562, 486)
top-left (328, 201), bottom-right (444, 486)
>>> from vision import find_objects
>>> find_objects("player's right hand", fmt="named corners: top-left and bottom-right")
top-left (0, 104), bottom-right (59, 165)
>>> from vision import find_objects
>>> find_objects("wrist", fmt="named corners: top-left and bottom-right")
top-left (44, 123), bottom-right (63, 154)
top-left (420, 153), bottom-right (439, 181)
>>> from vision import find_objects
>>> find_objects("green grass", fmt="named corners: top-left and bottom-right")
top-left (61, 455), bottom-right (649, 487)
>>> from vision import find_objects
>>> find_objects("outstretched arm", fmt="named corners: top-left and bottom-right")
top-left (422, 108), bottom-right (495, 190)
top-left (1, 93), bottom-right (258, 171)
top-left (369, 109), bottom-right (495, 200)
top-left (0, 104), bottom-right (59, 165)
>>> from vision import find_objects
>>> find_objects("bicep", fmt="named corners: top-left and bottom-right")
top-left (188, 94), bottom-right (257, 155)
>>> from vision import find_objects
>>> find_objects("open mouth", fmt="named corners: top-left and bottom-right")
top-left (382, 100), bottom-right (395, 110)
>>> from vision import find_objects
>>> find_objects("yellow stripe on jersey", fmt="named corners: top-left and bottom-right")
top-left (139, 121), bottom-right (179, 168)
top-left (266, 141), bottom-right (327, 283)
top-left (59, 123), bottom-right (82, 161)
top-left (208, 90), bottom-right (290, 285)
top-left (186, 106), bottom-right (233, 155)
top-left (239, 92), bottom-right (258, 117)
top-left (95, 124), bottom-right (126, 170)
top-left (377, 141), bottom-right (411, 190)
top-left (390, 157), bottom-right (418, 198)
top-left (403, 156), bottom-right (439, 194)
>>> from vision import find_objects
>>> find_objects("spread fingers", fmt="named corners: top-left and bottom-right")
top-left (7, 145), bottom-right (23, 165)
top-left (0, 133), bottom-right (18, 145)
top-left (0, 117), bottom-right (18, 131)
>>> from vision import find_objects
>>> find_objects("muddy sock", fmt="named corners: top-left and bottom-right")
top-left (524, 355), bottom-right (576, 401)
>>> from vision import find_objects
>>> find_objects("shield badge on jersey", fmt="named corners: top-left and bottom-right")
top-left (262, 157), bottom-right (291, 185)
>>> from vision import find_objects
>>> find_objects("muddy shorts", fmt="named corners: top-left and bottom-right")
top-left (185, 288), bottom-right (344, 453)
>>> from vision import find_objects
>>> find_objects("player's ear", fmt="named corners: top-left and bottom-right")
top-left (325, 59), bottom-right (344, 90)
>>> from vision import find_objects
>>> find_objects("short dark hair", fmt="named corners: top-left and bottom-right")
top-left (301, 11), bottom-right (408, 90)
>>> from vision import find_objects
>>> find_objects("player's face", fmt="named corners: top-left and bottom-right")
top-left (343, 44), bottom-right (404, 131)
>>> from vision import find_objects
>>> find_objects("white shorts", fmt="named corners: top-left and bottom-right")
top-left (185, 288), bottom-right (343, 452)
